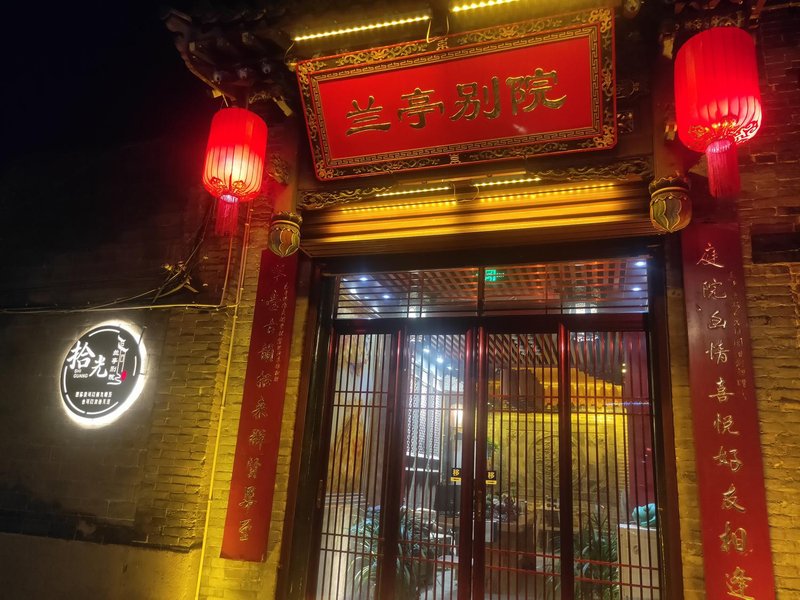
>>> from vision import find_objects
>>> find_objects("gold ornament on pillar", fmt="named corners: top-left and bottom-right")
top-left (268, 211), bottom-right (303, 257)
top-left (266, 136), bottom-right (302, 257)
top-left (649, 174), bottom-right (691, 233)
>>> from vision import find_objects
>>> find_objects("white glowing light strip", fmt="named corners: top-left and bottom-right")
top-left (293, 14), bottom-right (431, 42)
top-left (473, 176), bottom-right (542, 188)
top-left (451, 0), bottom-right (521, 13)
top-left (375, 185), bottom-right (451, 198)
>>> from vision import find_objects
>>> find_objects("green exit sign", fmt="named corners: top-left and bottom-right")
top-left (485, 269), bottom-right (504, 282)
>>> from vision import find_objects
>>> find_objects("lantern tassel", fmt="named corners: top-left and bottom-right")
top-left (214, 197), bottom-right (239, 236)
top-left (705, 138), bottom-right (740, 199)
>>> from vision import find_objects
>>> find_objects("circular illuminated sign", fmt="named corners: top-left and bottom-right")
top-left (59, 321), bottom-right (147, 428)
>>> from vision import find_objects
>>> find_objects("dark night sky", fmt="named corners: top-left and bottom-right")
top-left (0, 2), bottom-right (212, 163)
top-left (0, 2), bottom-right (222, 293)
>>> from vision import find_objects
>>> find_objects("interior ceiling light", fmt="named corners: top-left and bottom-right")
top-left (473, 176), bottom-right (542, 188)
top-left (293, 14), bottom-right (431, 42)
top-left (451, 0), bottom-right (521, 13)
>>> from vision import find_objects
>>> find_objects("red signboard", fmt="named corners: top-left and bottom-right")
top-left (297, 8), bottom-right (615, 180)
top-left (682, 220), bottom-right (775, 599)
top-left (221, 250), bottom-right (299, 561)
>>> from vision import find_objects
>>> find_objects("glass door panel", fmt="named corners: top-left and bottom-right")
top-left (483, 333), bottom-right (560, 599)
top-left (570, 330), bottom-right (659, 600)
top-left (397, 333), bottom-right (468, 600)
top-left (312, 323), bottom-right (662, 600)
top-left (315, 333), bottom-right (394, 600)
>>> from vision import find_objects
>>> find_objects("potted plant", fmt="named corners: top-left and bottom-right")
top-left (575, 508), bottom-right (620, 600)
top-left (546, 507), bottom-right (621, 600)
top-left (348, 505), bottom-right (438, 599)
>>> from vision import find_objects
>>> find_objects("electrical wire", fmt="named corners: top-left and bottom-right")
top-left (150, 199), bottom-right (214, 303)
top-left (1, 197), bottom-right (223, 314)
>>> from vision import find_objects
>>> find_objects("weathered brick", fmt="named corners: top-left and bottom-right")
top-left (670, 9), bottom-right (800, 598)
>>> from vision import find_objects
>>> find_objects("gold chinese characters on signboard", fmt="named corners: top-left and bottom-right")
top-left (345, 69), bottom-right (567, 136)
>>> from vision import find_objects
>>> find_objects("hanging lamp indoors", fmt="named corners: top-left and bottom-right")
top-left (202, 107), bottom-right (268, 235)
top-left (674, 26), bottom-right (762, 199)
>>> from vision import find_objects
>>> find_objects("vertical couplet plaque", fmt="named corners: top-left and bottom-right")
top-left (221, 251), bottom-right (299, 561)
top-left (682, 220), bottom-right (775, 599)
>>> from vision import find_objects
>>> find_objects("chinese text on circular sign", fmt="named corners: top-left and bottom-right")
top-left (60, 322), bottom-right (147, 427)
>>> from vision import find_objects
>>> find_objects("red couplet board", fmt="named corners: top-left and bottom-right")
top-left (681, 220), bottom-right (775, 599)
top-left (296, 8), bottom-right (615, 180)
top-left (221, 250), bottom-right (299, 561)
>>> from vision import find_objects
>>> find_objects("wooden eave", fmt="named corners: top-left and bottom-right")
top-left (300, 178), bottom-right (653, 256)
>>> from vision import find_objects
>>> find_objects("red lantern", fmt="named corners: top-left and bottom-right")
top-left (202, 107), bottom-right (268, 235)
top-left (674, 27), bottom-right (762, 199)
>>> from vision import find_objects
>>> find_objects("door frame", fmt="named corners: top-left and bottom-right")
top-left (279, 239), bottom-right (685, 600)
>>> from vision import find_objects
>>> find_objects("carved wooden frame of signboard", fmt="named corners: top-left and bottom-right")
top-left (296, 8), bottom-right (616, 181)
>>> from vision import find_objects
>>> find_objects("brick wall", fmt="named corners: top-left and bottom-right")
top-left (0, 310), bottom-right (169, 544)
top-left (669, 7), bottom-right (800, 598)
top-left (0, 135), bottom-right (240, 598)
top-left (665, 237), bottom-right (704, 598)
top-left (188, 118), bottom-right (313, 599)
top-left (0, 118), bottom-right (311, 598)
top-left (742, 9), bottom-right (800, 595)
top-left (192, 191), bottom-right (311, 600)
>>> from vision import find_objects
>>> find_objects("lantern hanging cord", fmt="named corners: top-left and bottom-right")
top-left (284, 41), bottom-right (296, 64)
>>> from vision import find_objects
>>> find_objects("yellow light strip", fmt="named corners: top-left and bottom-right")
top-left (342, 200), bottom-right (458, 213)
top-left (451, 0), bottom-right (521, 13)
top-left (375, 185), bottom-right (451, 198)
top-left (339, 182), bottom-right (617, 213)
top-left (473, 176), bottom-right (542, 188)
top-left (293, 14), bottom-right (431, 42)
top-left (478, 183), bottom-right (617, 203)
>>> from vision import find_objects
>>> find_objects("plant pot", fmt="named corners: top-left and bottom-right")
top-left (485, 519), bottom-right (499, 543)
